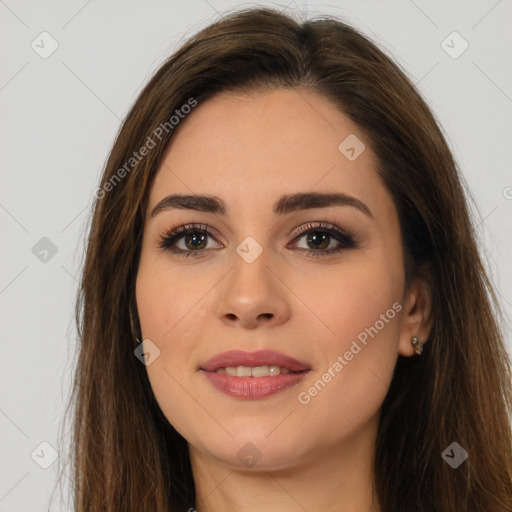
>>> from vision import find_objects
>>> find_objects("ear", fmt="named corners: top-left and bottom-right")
top-left (398, 276), bottom-right (434, 357)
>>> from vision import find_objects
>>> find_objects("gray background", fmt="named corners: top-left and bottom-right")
top-left (1, 0), bottom-right (511, 510)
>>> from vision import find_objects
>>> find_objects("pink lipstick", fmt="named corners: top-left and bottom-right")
top-left (199, 349), bottom-right (311, 400)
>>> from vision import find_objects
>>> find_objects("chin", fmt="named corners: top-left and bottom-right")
top-left (194, 432), bottom-right (307, 472)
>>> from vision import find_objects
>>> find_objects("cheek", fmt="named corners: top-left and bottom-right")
top-left (290, 270), bottom-right (402, 459)
top-left (296, 260), bottom-right (402, 403)
top-left (136, 259), bottom-right (206, 342)
top-left (135, 263), bottom-right (204, 435)
top-left (299, 258), bottom-right (402, 342)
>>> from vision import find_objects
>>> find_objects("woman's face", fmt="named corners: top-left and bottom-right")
top-left (136, 88), bottom-right (424, 471)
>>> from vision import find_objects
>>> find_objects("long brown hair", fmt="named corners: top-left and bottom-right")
top-left (62, 6), bottom-right (512, 511)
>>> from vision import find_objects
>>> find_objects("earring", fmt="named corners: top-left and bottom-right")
top-left (411, 336), bottom-right (423, 355)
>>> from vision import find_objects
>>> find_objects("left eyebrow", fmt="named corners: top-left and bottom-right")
top-left (150, 192), bottom-right (374, 220)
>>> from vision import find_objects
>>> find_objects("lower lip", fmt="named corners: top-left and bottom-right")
top-left (200, 370), bottom-right (310, 399)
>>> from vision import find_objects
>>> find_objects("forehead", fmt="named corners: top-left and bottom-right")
top-left (148, 88), bottom-right (390, 217)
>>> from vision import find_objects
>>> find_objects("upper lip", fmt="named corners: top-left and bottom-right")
top-left (200, 349), bottom-right (311, 372)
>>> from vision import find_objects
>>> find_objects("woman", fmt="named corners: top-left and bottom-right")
top-left (66, 6), bottom-right (512, 511)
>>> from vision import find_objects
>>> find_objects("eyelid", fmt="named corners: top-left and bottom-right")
top-left (157, 221), bottom-right (357, 257)
top-left (289, 221), bottom-right (355, 241)
top-left (158, 223), bottom-right (224, 246)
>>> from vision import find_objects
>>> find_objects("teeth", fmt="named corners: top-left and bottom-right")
top-left (215, 365), bottom-right (292, 377)
top-left (236, 366), bottom-right (251, 377)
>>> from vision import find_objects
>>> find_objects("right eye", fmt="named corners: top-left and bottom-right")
top-left (158, 223), bottom-right (223, 257)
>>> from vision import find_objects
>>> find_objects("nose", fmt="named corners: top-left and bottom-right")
top-left (216, 249), bottom-right (291, 329)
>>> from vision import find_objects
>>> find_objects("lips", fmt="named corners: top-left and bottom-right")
top-left (200, 349), bottom-right (311, 373)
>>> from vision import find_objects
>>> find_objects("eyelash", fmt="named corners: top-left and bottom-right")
top-left (157, 222), bottom-right (358, 259)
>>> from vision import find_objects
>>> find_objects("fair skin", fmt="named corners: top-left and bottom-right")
top-left (136, 88), bottom-right (433, 512)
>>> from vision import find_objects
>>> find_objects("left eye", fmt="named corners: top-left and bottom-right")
top-left (157, 222), bottom-right (357, 258)
top-left (288, 222), bottom-right (358, 256)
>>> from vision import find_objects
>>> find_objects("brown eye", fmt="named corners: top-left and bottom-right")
top-left (158, 222), bottom-right (357, 258)
top-left (158, 224), bottom-right (222, 257)
top-left (304, 231), bottom-right (331, 251)
top-left (290, 222), bottom-right (357, 257)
